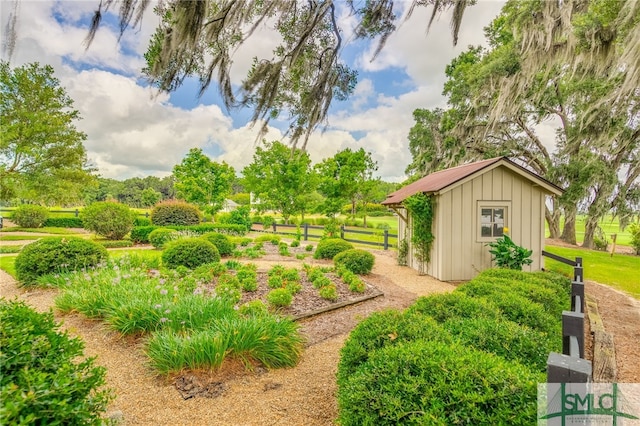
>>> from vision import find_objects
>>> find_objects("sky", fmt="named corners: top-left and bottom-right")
top-left (1, 0), bottom-right (511, 183)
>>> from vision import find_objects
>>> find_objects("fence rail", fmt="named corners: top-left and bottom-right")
top-left (254, 222), bottom-right (398, 250)
top-left (543, 252), bottom-right (592, 383)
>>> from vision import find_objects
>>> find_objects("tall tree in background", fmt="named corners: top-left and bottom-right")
top-left (406, 0), bottom-right (639, 247)
top-left (316, 148), bottom-right (378, 222)
top-left (173, 148), bottom-right (235, 215)
top-left (0, 61), bottom-right (95, 205)
top-left (242, 141), bottom-right (316, 223)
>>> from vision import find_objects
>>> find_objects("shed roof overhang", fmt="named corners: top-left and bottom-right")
top-left (382, 157), bottom-right (563, 208)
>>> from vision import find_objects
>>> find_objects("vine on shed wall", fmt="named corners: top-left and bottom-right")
top-left (404, 193), bottom-right (435, 275)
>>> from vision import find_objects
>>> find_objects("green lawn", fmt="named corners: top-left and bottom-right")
top-left (0, 255), bottom-right (17, 278)
top-left (0, 235), bottom-right (41, 241)
top-left (543, 245), bottom-right (640, 299)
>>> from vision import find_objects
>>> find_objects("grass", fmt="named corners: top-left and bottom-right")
top-left (0, 226), bottom-right (79, 235)
top-left (0, 255), bottom-right (17, 277)
top-left (544, 245), bottom-right (640, 299)
top-left (0, 235), bottom-right (42, 241)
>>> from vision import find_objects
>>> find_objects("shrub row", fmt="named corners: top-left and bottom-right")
top-left (337, 269), bottom-right (570, 425)
top-left (43, 217), bottom-right (84, 228)
top-left (130, 224), bottom-right (247, 243)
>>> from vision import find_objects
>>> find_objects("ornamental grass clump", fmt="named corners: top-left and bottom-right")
top-left (50, 256), bottom-right (304, 374)
top-left (319, 283), bottom-right (338, 301)
top-left (267, 288), bottom-right (293, 308)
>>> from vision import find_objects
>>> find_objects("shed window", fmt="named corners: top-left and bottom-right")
top-left (480, 207), bottom-right (505, 237)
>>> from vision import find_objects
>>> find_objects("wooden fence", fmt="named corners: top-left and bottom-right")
top-left (254, 222), bottom-right (398, 250)
top-left (542, 251), bottom-right (593, 383)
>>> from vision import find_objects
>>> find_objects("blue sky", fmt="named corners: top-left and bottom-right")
top-left (1, 0), bottom-right (510, 182)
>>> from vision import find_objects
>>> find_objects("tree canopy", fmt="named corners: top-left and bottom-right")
top-left (173, 148), bottom-right (235, 215)
top-left (0, 61), bottom-right (95, 204)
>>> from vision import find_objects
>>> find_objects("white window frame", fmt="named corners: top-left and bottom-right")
top-left (477, 201), bottom-right (511, 242)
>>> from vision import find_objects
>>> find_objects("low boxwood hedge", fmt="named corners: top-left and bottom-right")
top-left (43, 217), bottom-right (84, 228)
top-left (313, 238), bottom-right (354, 260)
top-left (129, 224), bottom-right (248, 244)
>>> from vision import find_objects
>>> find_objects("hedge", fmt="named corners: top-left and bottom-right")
top-left (43, 217), bottom-right (84, 228)
top-left (129, 224), bottom-right (248, 244)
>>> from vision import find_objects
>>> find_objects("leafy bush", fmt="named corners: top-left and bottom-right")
top-left (278, 242), bottom-right (291, 256)
top-left (312, 275), bottom-right (332, 289)
top-left (254, 233), bottom-right (281, 244)
top-left (407, 292), bottom-right (502, 323)
top-left (43, 217), bottom-right (83, 228)
top-left (261, 215), bottom-right (275, 230)
top-left (148, 228), bottom-right (179, 249)
top-left (305, 244), bottom-right (314, 252)
top-left (80, 201), bottom-right (136, 240)
top-left (290, 239), bottom-right (300, 247)
top-left (218, 206), bottom-right (252, 232)
top-left (239, 300), bottom-right (269, 316)
top-left (337, 340), bottom-right (540, 425)
top-left (216, 274), bottom-right (242, 304)
top-left (268, 275), bottom-right (284, 289)
top-left (487, 234), bottom-right (533, 270)
top-left (130, 225), bottom-right (157, 243)
top-left (133, 216), bottom-right (152, 226)
top-left (319, 283), bottom-right (338, 301)
top-left (15, 237), bottom-right (107, 285)
top-left (267, 288), bottom-right (293, 307)
top-left (151, 200), bottom-right (202, 226)
top-left (11, 204), bottom-right (49, 228)
top-left (96, 239), bottom-right (133, 248)
top-left (0, 299), bottom-right (113, 424)
top-left (334, 249), bottom-right (375, 274)
top-left (629, 223), bottom-right (640, 255)
top-left (201, 232), bottom-right (236, 256)
top-left (314, 238), bottom-right (354, 259)
top-left (162, 238), bottom-right (220, 269)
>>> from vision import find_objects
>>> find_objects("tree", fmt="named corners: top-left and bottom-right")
top-left (405, 1), bottom-right (640, 246)
top-left (140, 187), bottom-right (162, 207)
top-left (316, 148), bottom-right (378, 221)
top-left (0, 61), bottom-right (95, 204)
top-left (242, 141), bottom-right (316, 223)
top-left (173, 148), bottom-right (235, 215)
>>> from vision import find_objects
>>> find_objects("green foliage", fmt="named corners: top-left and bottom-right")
top-left (267, 288), bottom-right (293, 307)
top-left (397, 236), bottom-right (409, 266)
top-left (628, 223), bottom-right (640, 255)
top-left (215, 274), bottom-right (242, 304)
top-left (290, 239), bottom-right (300, 247)
top-left (148, 228), bottom-right (179, 249)
top-left (319, 283), bottom-right (338, 301)
top-left (151, 200), bottom-right (202, 226)
top-left (337, 340), bottom-right (540, 425)
top-left (278, 242), bottom-right (291, 256)
top-left (1, 61), bottom-right (94, 204)
top-left (314, 238), bottom-right (354, 259)
top-left (201, 232), bottom-right (236, 256)
top-left (334, 249), bottom-right (375, 274)
top-left (404, 193), bottom-right (435, 273)
top-left (43, 217), bottom-right (84, 228)
top-left (242, 141), bottom-right (317, 221)
top-left (217, 205), bottom-right (253, 232)
top-left (162, 238), bottom-right (220, 269)
top-left (14, 237), bottom-right (107, 284)
top-left (254, 233), bottom-right (281, 244)
top-left (487, 234), bottom-right (533, 270)
top-left (96, 239), bottom-right (134, 248)
top-left (130, 225), bottom-right (157, 243)
top-left (81, 201), bottom-right (136, 240)
top-left (0, 299), bottom-right (113, 424)
top-left (239, 300), bottom-right (269, 316)
top-left (173, 148), bottom-right (235, 215)
top-left (261, 215), bottom-right (275, 229)
top-left (305, 244), bottom-right (314, 252)
top-left (133, 216), bottom-right (152, 226)
top-left (11, 204), bottom-right (49, 228)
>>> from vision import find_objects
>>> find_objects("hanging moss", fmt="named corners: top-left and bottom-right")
top-left (404, 193), bottom-right (435, 274)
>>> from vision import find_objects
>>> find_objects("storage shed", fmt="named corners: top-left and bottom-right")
top-left (382, 157), bottom-right (563, 281)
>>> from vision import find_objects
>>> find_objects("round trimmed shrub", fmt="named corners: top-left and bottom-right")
top-left (162, 238), bottom-right (220, 269)
top-left (148, 228), bottom-right (179, 249)
top-left (337, 340), bottom-right (541, 425)
top-left (11, 205), bottom-right (49, 228)
top-left (313, 238), bottom-right (354, 260)
top-left (201, 232), bottom-right (236, 256)
top-left (151, 200), bottom-right (202, 226)
top-left (15, 237), bottom-right (108, 285)
top-left (80, 201), bottom-right (136, 240)
top-left (0, 300), bottom-right (113, 424)
top-left (267, 288), bottom-right (293, 307)
top-left (334, 249), bottom-right (375, 274)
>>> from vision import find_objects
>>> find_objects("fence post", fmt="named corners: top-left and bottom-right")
top-left (304, 223), bottom-right (308, 241)
top-left (272, 222), bottom-right (277, 233)
top-left (574, 257), bottom-right (583, 282)
top-left (547, 352), bottom-right (592, 383)
top-left (562, 311), bottom-right (585, 358)
top-left (383, 230), bottom-right (389, 250)
top-left (340, 225), bottom-right (345, 239)
top-left (145, 212), bottom-right (149, 218)
top-left (75, 209), bottom-right (79, 217)
top-left (571, 281), bottom-right (585, 313)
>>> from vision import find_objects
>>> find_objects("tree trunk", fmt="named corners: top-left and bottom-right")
top-left (582, 215), bottom-right (599, 249)
top-left (545, 206), bottom-right (561, 239)
top-left (560, 207), bottom-right (577, 245)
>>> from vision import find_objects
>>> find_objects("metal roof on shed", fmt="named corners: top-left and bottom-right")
top-left (382, 157), bottom-right (562, 206)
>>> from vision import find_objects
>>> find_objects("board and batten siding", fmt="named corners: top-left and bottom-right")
top-left (400, 165), bottom-right (547, 281)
